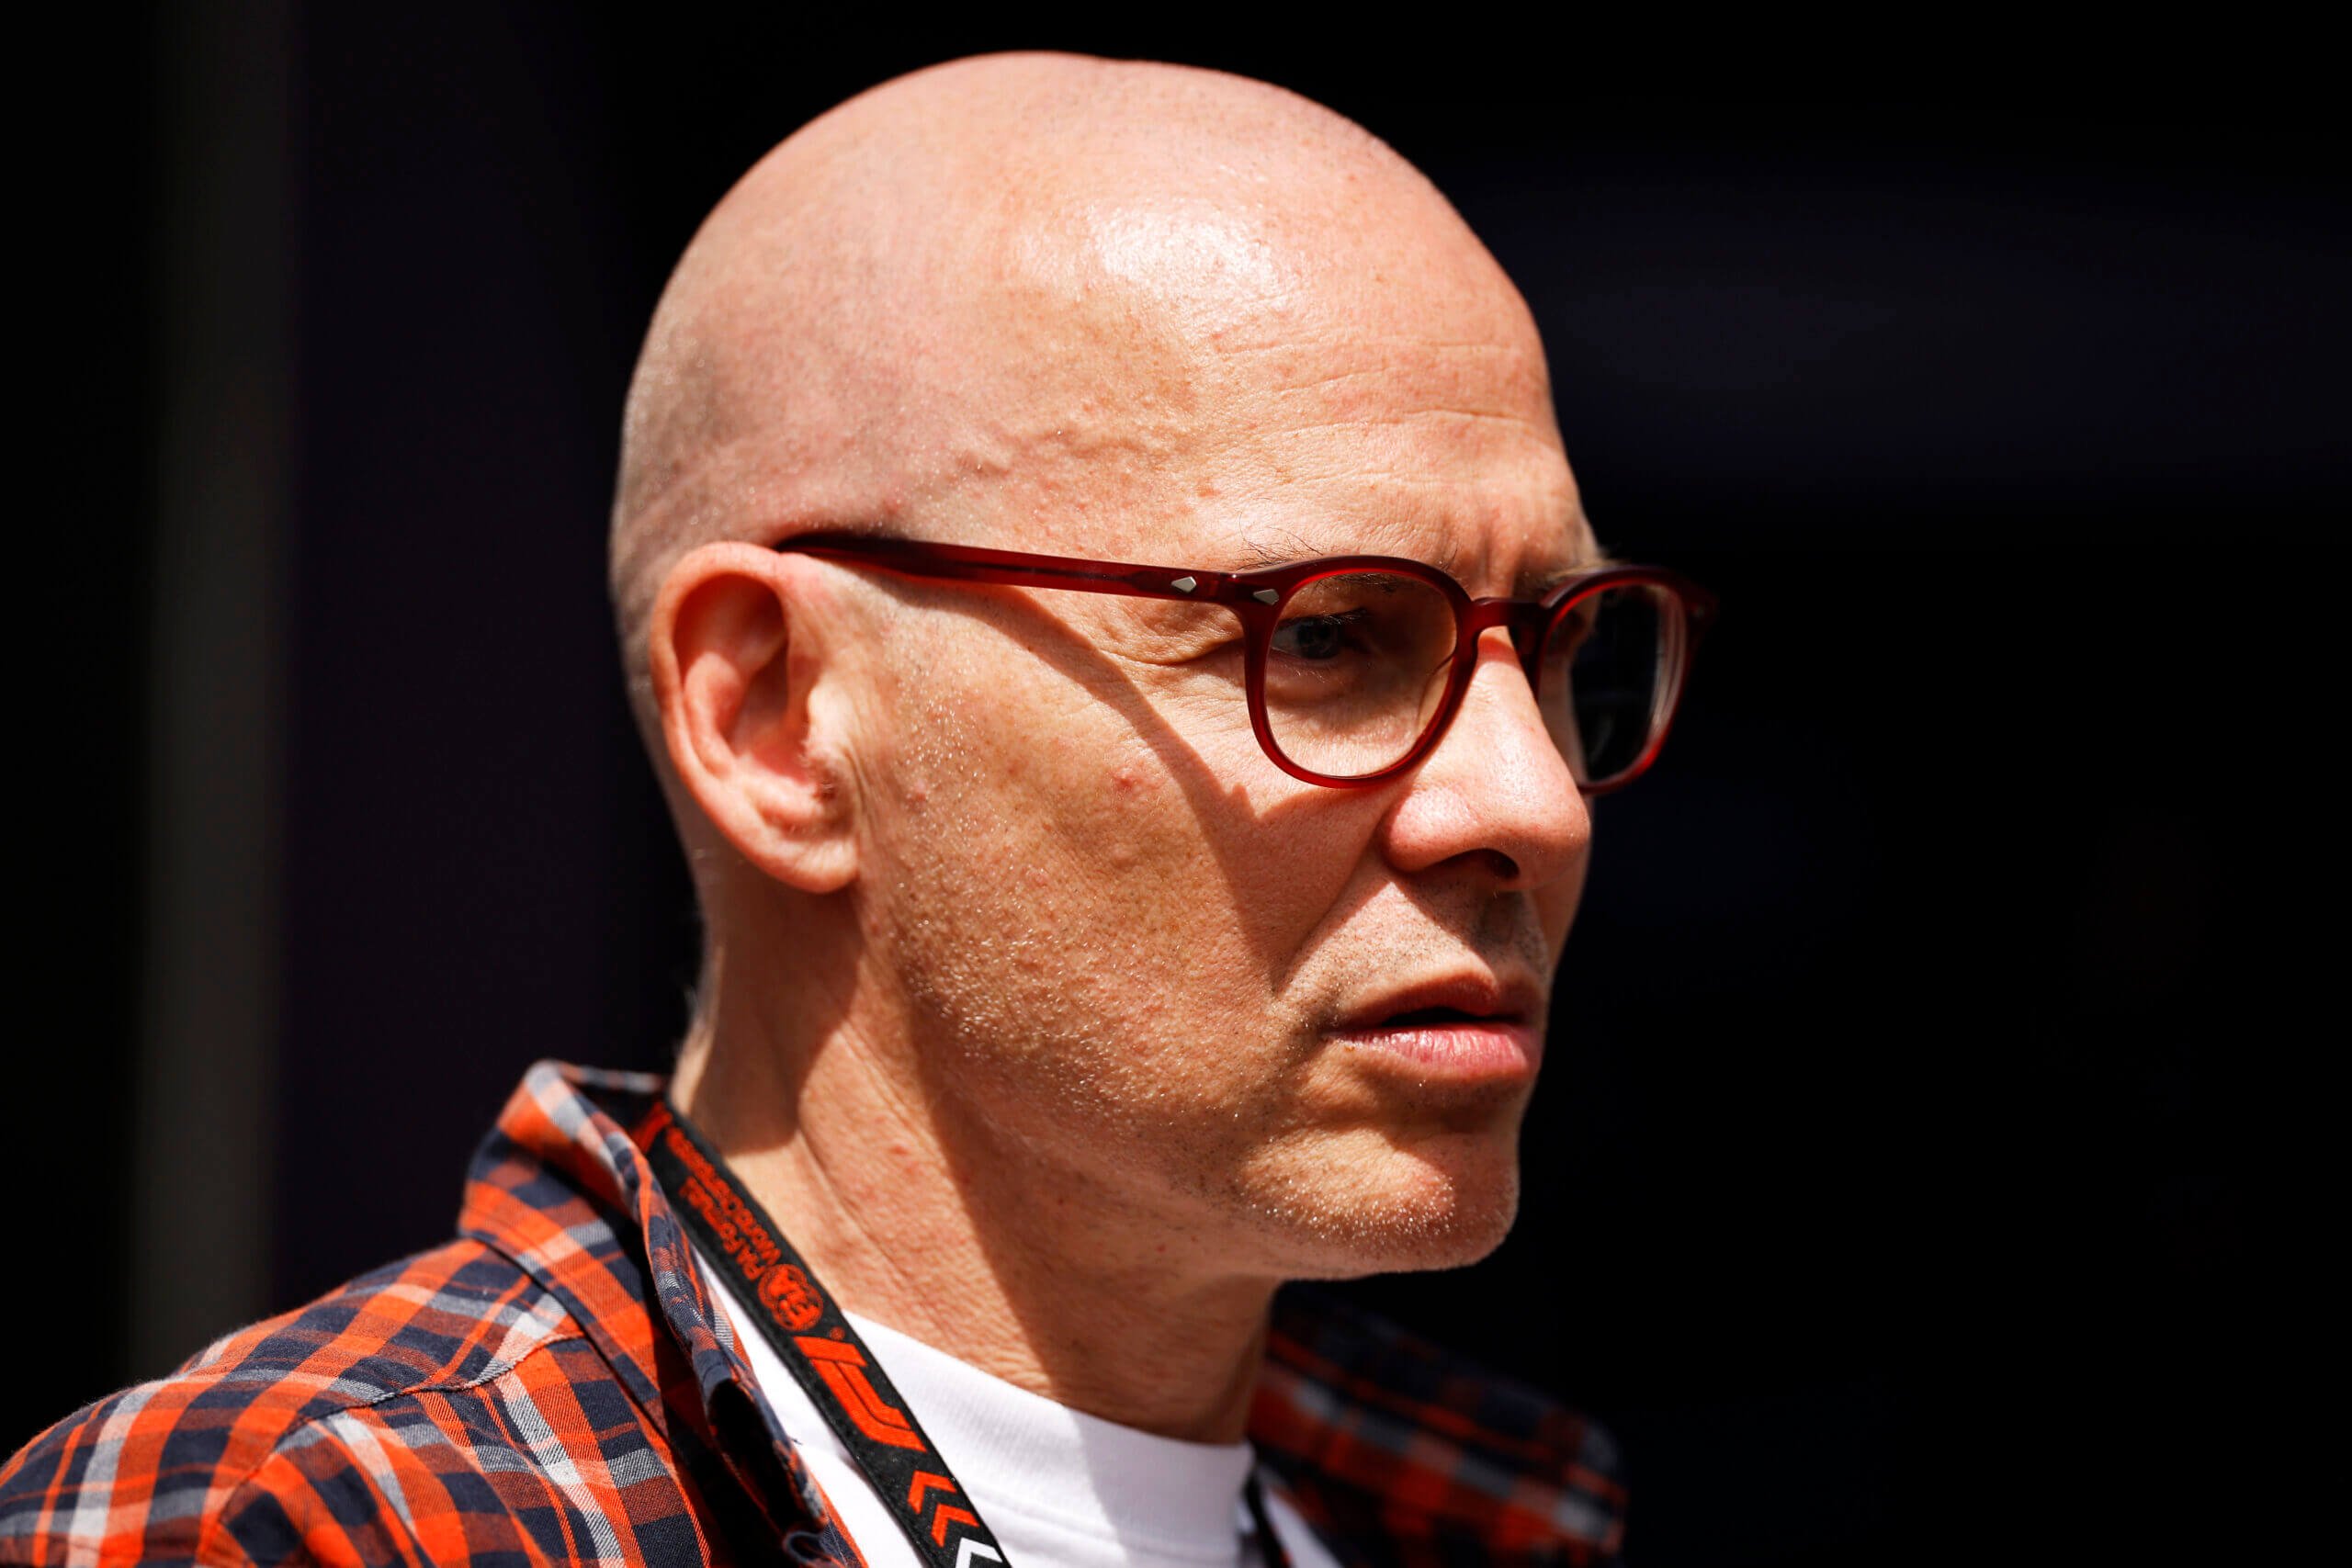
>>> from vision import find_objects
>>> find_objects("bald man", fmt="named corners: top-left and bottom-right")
top-left (5, 55), bottom-right (1711, 1568)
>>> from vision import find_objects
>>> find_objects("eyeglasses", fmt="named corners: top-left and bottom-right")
top-left (775, 532), bottom-right (1716, 794)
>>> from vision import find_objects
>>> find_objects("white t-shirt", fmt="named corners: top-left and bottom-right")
top-left (695, 1248), bottom-right (1340, 1568)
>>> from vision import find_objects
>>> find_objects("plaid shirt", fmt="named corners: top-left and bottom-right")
top-left (3, 1063), bottom-right (1625, 1567)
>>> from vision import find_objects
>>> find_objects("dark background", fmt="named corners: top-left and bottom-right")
top-left (20, 9), bottom-right (2335, 1565)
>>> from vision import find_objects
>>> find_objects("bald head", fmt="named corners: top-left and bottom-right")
top-left (608, 53), bottom-right (1547, 736)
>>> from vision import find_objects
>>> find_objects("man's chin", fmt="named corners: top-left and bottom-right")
top-left (1239, 1127), bottom-right (1524, 1280)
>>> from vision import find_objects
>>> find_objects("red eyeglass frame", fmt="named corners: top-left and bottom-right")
top-left (775, 531), bottom-right (1716, 794)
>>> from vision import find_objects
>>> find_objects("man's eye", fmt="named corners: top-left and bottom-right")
top-left (1272, 611), bottom-right (1364, 661)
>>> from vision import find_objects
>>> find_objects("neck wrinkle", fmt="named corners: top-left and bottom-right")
top-left (672, 969), bottom-right (1278, 1445)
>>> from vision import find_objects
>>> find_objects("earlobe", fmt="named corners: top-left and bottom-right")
top-left (650, 543), bottom-right (859, 895)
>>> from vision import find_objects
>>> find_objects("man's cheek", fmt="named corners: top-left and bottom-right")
top-left (1224, 807), bottom-right (1383, 950)
top-left (1052, 749), bottom-right (1216, 884)
top-left (1059, 773), bottom-right (1165, 880)
top-left (1223, 854), bottom-right (1349, 962)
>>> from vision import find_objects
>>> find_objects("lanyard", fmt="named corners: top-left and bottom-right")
top-left (635, 1100), bottom-right (1290, 1568)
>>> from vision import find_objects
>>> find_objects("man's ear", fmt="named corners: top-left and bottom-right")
top-left (649, 541), bottom-right (858, 895)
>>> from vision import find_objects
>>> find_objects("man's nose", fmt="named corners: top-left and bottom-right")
top-left (1380, 627), bottom-right (1589, 889)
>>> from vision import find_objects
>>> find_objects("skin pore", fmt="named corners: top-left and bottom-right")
top-left (614, 54), bottom-right (1597, 1443)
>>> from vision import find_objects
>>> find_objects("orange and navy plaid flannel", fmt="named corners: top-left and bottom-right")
top-left (3, 1063), bottom-right (1626, 1566)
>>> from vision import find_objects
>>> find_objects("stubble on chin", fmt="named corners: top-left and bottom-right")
top-left (1187, 1111), bottom-right (1529, 1282)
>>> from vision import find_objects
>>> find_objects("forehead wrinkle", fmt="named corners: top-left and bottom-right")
top-left (1216, 334), bottom-right (1539, 372)
top-left (1256, 407), bottom-right (1556, 439)
top-left (1211, 335), bottom-right (1561, 477)
top-left (1223, 334), bottom-right (1548, 401)
top-left (1216, 498), bottom-right (1591, 580)
top-left (1218, 437), bottom-right (1574, 516)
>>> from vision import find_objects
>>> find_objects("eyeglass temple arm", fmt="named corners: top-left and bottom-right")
top-left (778, 534), bottom-right (1268, 604)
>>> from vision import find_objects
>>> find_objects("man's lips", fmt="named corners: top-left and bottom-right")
top-left (1329, 975), bottom-right (1545, 1083)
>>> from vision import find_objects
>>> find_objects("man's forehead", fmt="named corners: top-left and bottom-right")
top-left (1190, 482), bottom-right (1600, 589)
top-left (947, 309), bottom-right (1588, 592)
top-left (1222, 516), bottom-right (1602, 584)
top-left (960, 388), bottom-right (1587, 578)
top-left (958, 191), bottom-right (1576, 568)
top-left (1113, 322), bottom-right (1584, 585)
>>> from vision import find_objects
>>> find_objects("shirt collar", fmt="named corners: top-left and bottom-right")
top-left (456, 1061), bottom-right (834, 1544)
top-left (458, 1060), bottom-right (1623, 1564)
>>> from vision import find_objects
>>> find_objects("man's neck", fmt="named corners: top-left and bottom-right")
top-left (669, 999), bottom-right (1276, 1444)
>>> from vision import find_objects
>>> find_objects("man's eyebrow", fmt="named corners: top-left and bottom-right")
top-left (1232, 529), bottom-right (1326, 570)
top-left (1521, 548), bottom-right (1619, 596)
top-left (1227, 530), bottom-right (1614, 592)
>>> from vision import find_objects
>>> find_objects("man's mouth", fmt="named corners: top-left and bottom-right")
top-left (1331, 979), bottom-right (1544, 1083)
top-left (1381, 1004), bottom-right (1500, 1029)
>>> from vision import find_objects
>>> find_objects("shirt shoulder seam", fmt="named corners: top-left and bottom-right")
top-left (189, 1329), bottom-right (594, 1566)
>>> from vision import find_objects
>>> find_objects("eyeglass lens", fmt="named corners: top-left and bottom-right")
top-left (1539, 582), bottom-right (1675, 787)
top-left (1262, 571), bottom-right (1679, 786)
